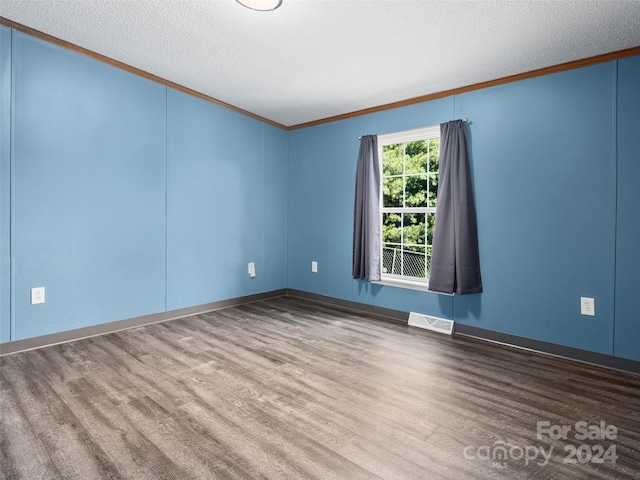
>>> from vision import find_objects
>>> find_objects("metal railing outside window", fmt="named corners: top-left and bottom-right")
top-left (382, 245), bottom-right (430, 280)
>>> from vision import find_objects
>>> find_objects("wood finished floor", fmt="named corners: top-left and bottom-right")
top-left (1, 296), bottom-right (639, 479)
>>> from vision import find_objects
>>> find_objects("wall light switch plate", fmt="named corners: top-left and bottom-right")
top-left (31, 287), bottom-right (45, 305)
top-left (580, 297), bottom-right (595, 316)
top-left (248, 262), bottom-right (256, 277)
top-left (312, 261), bottom-right (318, 273)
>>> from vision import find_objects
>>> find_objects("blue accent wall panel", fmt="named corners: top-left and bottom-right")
top-left (614, 56), bottom-right (640, 361)
top-left (11, 32), bottom-right (167, 340)
top-left (166, 89), bottom-right (268, 310)
top-left (263, 125), bottom-right (288, 292)
top-left (287, 119), bottom-right (359, 301)
top-left (452, 64), bottom-right (617, 354)
top-left (0, 26), bottom-right (11, 343)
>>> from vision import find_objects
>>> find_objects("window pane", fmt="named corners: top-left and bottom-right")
top-left (428, 138), bottom-right (440, 173)
top-left (382, 176), bottom-right (403, 207)
top-left (427, 173), bottom-right (438, 208)
top-left (426, 212), bottom-right (436, 247)
top-left (403, 213), bottom-right (425, 247)
top-left (403, 215), bottom-right (426, 279)
top-left (382, 144), bottom-right (403, 176)
top-left (382, 212), bottom-right (402, 276)
top-left (405, 174), bottom-right (428, 208)
top-left (382, 246), bottom-right (402, 275)
top-left (405, 140), bottom-right (428, 175)
top-left (382, 213), bottom-right (402, 244)
top-left (401, 244), bottom-right (426, 279)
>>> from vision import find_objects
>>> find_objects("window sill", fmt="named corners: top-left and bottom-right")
top-left (371, 278), bottom-right (454, 296)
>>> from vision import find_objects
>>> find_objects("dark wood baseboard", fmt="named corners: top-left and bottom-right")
top-left (286, 289), bottom-right (640, 376)
top-left (0, 289), bottom-right (287, 356)
top-left (3, 287), bottom-right (638, 375)
top-left (454, 324), bottom-right (640, 376)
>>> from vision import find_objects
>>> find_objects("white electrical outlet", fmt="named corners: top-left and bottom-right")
top-left (31, 287), bottom-right (45, 305)
top-left (312, 261), bottom-right (318, 273)
top-left (580, 297), bottom-right (595, 316)
top-left (248, 262), bottom-right (256, 278)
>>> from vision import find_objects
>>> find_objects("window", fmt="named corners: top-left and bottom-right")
top-left (378, 126), bottom-right (440, 287)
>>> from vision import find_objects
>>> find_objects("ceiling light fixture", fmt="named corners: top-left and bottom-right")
top-left (236, 0), bottom-right (282, 11)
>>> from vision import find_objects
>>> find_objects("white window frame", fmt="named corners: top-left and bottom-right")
top-left (375, 125), bottom-right (440, 292)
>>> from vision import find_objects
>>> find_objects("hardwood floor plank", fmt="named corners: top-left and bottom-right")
top-left (0, 370), bottom-right (63, 479)
top-left (2, 297), bottom-right (639, 479)
top-left (1, 355), bottom-right (124, 479)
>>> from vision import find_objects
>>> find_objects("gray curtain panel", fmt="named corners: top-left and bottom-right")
top-left (352, 135), bottom-right (381, 281)
top-left (428, 120), bottom-right (482, 294)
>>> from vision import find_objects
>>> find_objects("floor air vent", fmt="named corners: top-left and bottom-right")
top-left (408, 312), bottom-right (454, 335)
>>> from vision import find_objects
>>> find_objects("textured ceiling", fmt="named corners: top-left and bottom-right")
top-left (1, 0), bottom-right (640, 127)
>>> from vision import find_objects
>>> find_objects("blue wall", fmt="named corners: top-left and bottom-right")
top-left (166, 90), bottom-right (287, 310)
top-left (11, 30), bottom-right (167, 340)
top-left (0, 27), bottom-right (11, 343)
top-left (0, 28), bottom-right (287, 342)
top-left (615, 56), bottom-right (640, 361)
top-left (288, 59), bottom-right (640, 361)
top-left (1, 25), bottom-right (638, 362)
